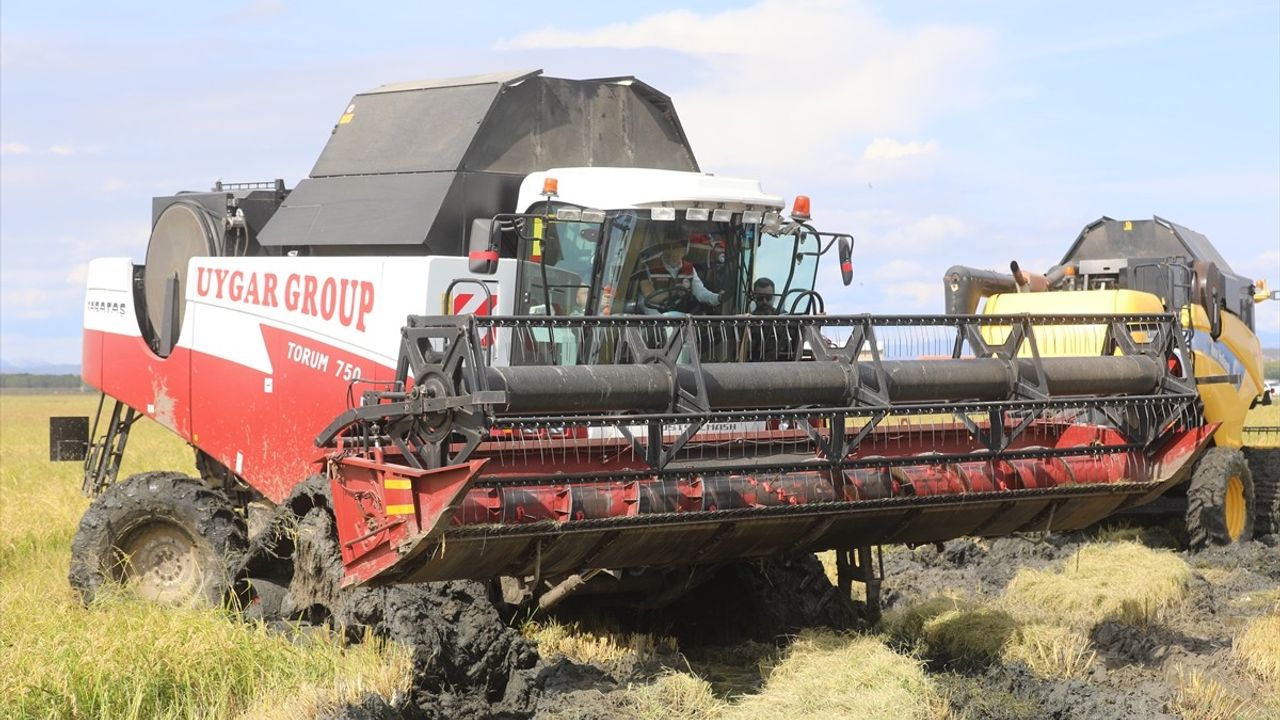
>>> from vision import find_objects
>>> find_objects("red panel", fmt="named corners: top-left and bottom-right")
top-left (90, 326), bottom-right (393, 503)
top-left (81, 328), bottom-right (103, 390)
top-left (189, 324), bottom-right (395, 502)
top-left (92, 329), bottom-right (192, 438)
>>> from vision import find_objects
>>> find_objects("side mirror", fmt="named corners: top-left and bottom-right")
top-left (468, 219), bottom-right (498, 275)
top-left (837, 235), bottom-right (854, 286)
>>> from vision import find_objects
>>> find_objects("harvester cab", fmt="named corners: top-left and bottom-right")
top-left (944, 216), bottom-right (1280, 544)
top-left (58, 72), bottom-right (1226, 630)
top-left (467, 169), bottom-right (851, 323)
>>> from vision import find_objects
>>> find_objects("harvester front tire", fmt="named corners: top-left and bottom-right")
top-left (1185, 447), bottom-right (1255, 548)
top-left (1245, 448), bottom-right (1280, 536)
top-left (69, 471), bottom-right (247, 605)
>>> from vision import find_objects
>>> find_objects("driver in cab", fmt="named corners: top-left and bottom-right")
top-left (637, 233), bottom-right (721, 315)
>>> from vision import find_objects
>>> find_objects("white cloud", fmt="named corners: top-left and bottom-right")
top-left (0, 285), bottom-right (60, 319)
top-left (65, 263), bottom-right (89, 285)
top-left (500, 1), bottom-right (993, 179)
top-left (45, 143), bottom-right (103, 156)
top-left (892, 281), bottom-right (942, 310)
top-left (243, 0), bottom-right (283, 18)
top-left (862, 138), bottom-right (939, 161)
top-left (1, 142), bottom-right (31, 154)
top-left (878, 214), bottom-right (970, 250)
top-left (873, 259), bottom-right (927, 280)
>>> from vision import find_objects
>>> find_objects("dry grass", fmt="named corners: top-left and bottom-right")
top-left (620, 671), bottom-right (725, 720)
top-left (617, 632), bottom-right (954, 720)
top-left (523, 618), bottom-right (678, 669)
top-left (885, 596), bottom-right (1095, 678)
top-left (1167, 668), bottom-right (1255, 720)
top-left (1004, 542), bottom-right (1192, 627)
top-left (1235, 614), bottom-right (1280, 691)
top-left (723, 631), bottom-right (951, 720)
top-left (0, 394), bottom-right (410, 719)
top-left (883, 595), bottom-right (971, 647)
top-left (885, 596), bottom-right (1019, 670)
top-left (919, 606), bottom-right (1020, 669)
top-left (1005, 623), bottom-right (1096, 679)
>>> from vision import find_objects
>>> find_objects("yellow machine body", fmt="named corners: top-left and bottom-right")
top-left (983, 289), bottom-right (1266, 448)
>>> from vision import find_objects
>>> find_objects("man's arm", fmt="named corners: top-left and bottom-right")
top-left (689, 270), bottom-right (721, 305)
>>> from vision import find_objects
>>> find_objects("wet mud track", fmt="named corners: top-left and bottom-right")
top-left (302, 528), bottom-right (1277, 719)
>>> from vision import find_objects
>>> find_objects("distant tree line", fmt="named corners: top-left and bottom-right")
top-left (1267, 359), bottom-right (1280, 381)
top-left (0, 373), bottom-right (84, 389)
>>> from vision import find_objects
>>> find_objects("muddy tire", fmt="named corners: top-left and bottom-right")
top-left (1245, 447), bottom-right (1280, 536)
top-left (1186, 448), bottom-right (1255, 548)
top-left (251, 477), bottom-right (538, 718)
top-left (69, 471), bottom-right (247, 605)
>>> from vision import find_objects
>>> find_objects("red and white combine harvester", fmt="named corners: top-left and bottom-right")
top-left (58, 71), bottom-right (1247, 626)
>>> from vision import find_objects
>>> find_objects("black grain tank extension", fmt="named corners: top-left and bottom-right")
top-left (256, 70), bottom-right (701, 256)
top-left (1061, 216), bottom-right (1258, 332)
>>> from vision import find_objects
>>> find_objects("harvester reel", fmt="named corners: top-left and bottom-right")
top-left (69, 472), bottom-right (246, 606)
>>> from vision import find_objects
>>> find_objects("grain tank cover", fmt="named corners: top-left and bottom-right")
top-left (1061, 216), bottom-right (1234, 272)
top-left (258, 70), bottom-right (699, 255)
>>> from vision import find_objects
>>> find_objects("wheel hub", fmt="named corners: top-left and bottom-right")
top-left (1226, 474), bottom-right (1246, 541)
top-left (119, 524), bottom-right (203, 603)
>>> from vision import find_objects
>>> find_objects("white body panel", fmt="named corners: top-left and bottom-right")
top-left (516, 167), bottom-right (785, 213)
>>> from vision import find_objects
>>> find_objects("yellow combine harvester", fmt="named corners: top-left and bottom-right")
top-left (945, 216), bottom-right (1278, 545)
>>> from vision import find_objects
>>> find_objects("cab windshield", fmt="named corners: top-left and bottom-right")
top-left (512, 209), bottom-right (827, 319)
top-left (596, 211), bottom-right (756, 316)
top-left (752, 229), bottom-right (821, 314)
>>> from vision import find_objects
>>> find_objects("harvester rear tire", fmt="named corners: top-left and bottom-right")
top-left (1185, 447), bottom-right (1255, 548)
top-left (1244, 447), bottom-right (1280, 536)
top-left (69, 471), bottom-right (247, 605)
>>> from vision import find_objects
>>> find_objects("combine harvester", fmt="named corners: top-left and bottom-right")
top-left (54, 71), bottom-right (1275, 636)
top-left (945, 219), bottom-right (1279, 546)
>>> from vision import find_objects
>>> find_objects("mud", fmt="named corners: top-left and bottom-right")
top-left (884, 531), bottom-right (1280, 720)
top-left (247, 485), bottom-right (1277, 720)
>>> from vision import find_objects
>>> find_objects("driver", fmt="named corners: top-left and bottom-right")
top-left (637, 236), bottom-right (721, 313)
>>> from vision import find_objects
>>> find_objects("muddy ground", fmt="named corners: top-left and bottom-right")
top-left (325, 528), bottom-right (1279, 720)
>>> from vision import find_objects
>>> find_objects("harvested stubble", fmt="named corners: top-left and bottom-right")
top-left (883, 541), bottom-right (1190, 679)
top-left (1003, 541), bottom-right (1192, 627)
top-left (723, 630), bottom-right (950, 720)
top-left (1004, 623), bottom-right (1095, 679)
top-left (1167, 667), bottom-right (1255, 720)
top-left (1234, 614), bottom-right (1280, 691)
top-left (523, 618), bottom-right (678, 669)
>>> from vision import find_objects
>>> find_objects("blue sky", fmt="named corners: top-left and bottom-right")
top-left (2, 0), bottom-right (1278, 366)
